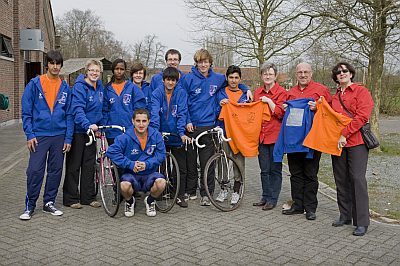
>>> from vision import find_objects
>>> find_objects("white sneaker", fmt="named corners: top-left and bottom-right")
top-left (124, 197), bottom-right (135, 217)
top-left (19, 210), bottom-right (33, 220)
top-left (43, 202), bottom-right (63, 216)
top-left (144, 196), bottom-right (156, 217)
top-left (200, 196), bottom-right (211, 206)
top-left (216, 190), bottom-right (228, 202)
top-left (189, 194), bottom-right (197, 200)
top-left (231, 192), bottom-right (240, 205)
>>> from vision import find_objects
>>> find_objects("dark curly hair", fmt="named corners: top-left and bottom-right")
top-left (331, 62), bottom-right (356, 84)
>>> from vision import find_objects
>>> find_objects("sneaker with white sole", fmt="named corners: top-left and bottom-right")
top-left (43, 202), bottom-right (63, 216)
top-left (124, 197), bottom-right (135, 217)
top-left (144, 196), bottom-right (156, 217)
top-left (231, 192), bottom-right (240, 205)
top-left (19, 210), bottom-right (33, 220)
top-left (189, 194), bottom-right (197, 200)
top-left (200, 196), bottom-right (211, 206)
top-left (216, 190), bottom-right (228, 202)
top-left (176, 196), bottom-right (188, 208)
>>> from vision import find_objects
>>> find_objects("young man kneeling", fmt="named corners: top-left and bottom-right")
top-left (106, 109), bottom-right (166, 217)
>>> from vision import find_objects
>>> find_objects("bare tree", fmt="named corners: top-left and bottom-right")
top-left (56, 9), bottom-right (129, 60)
top-left (302, 0), bottom-right (400, 144)
top-left (184, 0), bottom-right (319, 66)
top-left (130, 34), bottom-right (166, 68)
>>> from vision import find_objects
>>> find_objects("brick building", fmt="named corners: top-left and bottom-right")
top-left (0, 0), bottom-right (56, 125)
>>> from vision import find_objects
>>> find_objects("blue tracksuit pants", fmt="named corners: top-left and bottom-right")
top-left (24, 135), bottom-right (65, 211)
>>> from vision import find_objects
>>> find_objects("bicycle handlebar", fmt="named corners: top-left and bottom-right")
top-left (85, 125), bottom-right (126, 146)
top-left (194, 127), bottom-right (231, 148)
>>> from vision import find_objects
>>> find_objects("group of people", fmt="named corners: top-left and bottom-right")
top-left (19, 47), bottom-right (374, 237)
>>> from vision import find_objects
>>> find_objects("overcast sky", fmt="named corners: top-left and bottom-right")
top-left (50, 0), bottom-right (197, 65)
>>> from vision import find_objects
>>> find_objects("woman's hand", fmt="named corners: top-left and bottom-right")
top-left (338, 135), bottom-right (347, 150)
top-left (220, 98), bottom-right (229, 106)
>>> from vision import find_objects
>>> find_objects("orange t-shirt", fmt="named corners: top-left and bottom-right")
top-left (135, 129), bottom-right (148, 151)
top-left (112, 81), bottom-right (126, 96)
top-left (303, 97), bottom-right (352, 156)
top-left (225, 87), bottom-right (243, 103)
top-left (166, 91), bottom-right (172, 107)
top-left (219, 100), bottom-right (271, 157)
top-left (40, 74), bottom-right (61, 113)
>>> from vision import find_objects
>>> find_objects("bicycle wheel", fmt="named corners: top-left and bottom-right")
top-left (155, 152), bottom-right (180, 213)
top-left (204, 153), bottom-right (244, 211)
top-left (99, 156), bottom-right (120, 217)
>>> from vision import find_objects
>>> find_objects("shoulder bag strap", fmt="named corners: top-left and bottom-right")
top-left (338, 91), bottom-right (353, 118)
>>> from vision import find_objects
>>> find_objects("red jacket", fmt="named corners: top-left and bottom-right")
top-left (254, 83), bottom-right (287, 144)
top-left (287, 80), bottom-right (332, 103)
top-left (331, 83), bottom-right (374, 147)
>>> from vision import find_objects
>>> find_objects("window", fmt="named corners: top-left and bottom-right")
top-left (1, 35), bottom-right (13, 58)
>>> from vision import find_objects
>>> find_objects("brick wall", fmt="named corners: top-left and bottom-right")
top-left (0, 0), bottom-right (55, 124)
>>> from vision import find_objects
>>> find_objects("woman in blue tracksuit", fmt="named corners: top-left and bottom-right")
top-left (63, 59), bottom-right (104, 209)
top-left (103, 59), bottom-right (146, 144)
top-left (130, 61), bottom-right (152, 111)
top-left (150, 67), bottom-right (191, 207)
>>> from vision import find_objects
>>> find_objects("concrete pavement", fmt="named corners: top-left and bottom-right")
top-left (0, 122), bottom-right (399, 265)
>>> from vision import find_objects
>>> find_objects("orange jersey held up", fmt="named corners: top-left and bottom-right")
top-left (303, 97), bottom-right (352, 156)
top-left (219, 100), bottom-right (271, 157)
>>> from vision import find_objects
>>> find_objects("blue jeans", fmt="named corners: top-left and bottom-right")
top-left (258, 144), bottom-right (283, 205)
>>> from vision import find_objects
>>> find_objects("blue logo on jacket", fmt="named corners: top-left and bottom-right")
top-left (171, 105), bottom-right (177, 117)
top-left (131, 148), bottom-right (139, 155)
top-left (58, 92), bottom-right (67, 105)
top-left (123, 94), bottom-right (131, 105)
top-left (146, 145), bottom-right (156, 155)
top-left (209, 85), bottom-right (217, 96)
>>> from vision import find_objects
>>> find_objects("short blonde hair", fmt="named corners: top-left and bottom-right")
top-left (193, 49), bottom-right (213, 65)
top-left (84, 59), bottom-right (103, 74)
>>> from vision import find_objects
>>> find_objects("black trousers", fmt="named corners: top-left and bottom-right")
top-left (186, 126), bottom-right (216, 197)
top-left (287, 151), bottom-right (321, 213)
top-left (169, 145), bottom-right (187, 197)
top-left (332, 144), bottom-right (370, 226)
top-left (63, 133), bottom-right (97, 205)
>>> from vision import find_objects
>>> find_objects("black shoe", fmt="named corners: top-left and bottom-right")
top-left (176, 196), bottom-right (188, 208)
top-left (353, 226), bottom-right (368, 236)
top-left (253, 200), bottom-right (266, 207)
top-left (306, 211), bottom-right (316, 220)
top-left (332, 217), bottom-right (352, 227)
top-left (282, 207), bottom-right (304, 215)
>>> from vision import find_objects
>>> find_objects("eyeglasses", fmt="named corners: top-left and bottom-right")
top-left (335, 69), bottom-right (349, 75)
top-left (167, 58), bottom-right (180, 62)
top-left (88, 69), bottom-right (101, 73)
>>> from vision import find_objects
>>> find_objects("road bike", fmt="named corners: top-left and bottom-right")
top-left (87, 125), bottom-right (125, 217)
top-left (194, 127), bottom-right (244, 211)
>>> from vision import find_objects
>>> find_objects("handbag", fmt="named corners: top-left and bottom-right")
top-left (338, 92), bottom-right (380, 149)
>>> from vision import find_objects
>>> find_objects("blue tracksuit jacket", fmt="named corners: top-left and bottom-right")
top-left (70, 74), bottom-right (104, 134)
top-left (21, 75), bottom-right (74, 144)
top-left (106, 126), bottom-right (166, 175)
top-left (273, 98), bottom-right (315, 162)
top-left (150, 85), bottom-right (188, 147)
top-left (103, 80), bottom-right (146, 138)
top-left (141, 80), bottom-right (152, 111)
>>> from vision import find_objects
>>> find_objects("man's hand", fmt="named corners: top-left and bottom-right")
top-left (27, 138), bottom-right (38, 152)
top-left (246, 90), bottom-right (253, 102)
top-left (282, 103), bottom-right (288, 110)
top-left (220, 98), bottom-right (229, 106)
top-left (133, 161), bottom-right (146, 172)
top-left (260, 96), bottom-right (271, 104)
top-left (181, 135), bottom-right (192, 144)
top-left (186, 123), bottom-right (194, 132)
top-left (338, 135), bottom-right (347, 150)
top-left (63, 143), bottom-right (71, 153)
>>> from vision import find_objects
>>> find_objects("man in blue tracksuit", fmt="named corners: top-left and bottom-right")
top-left (182, 49), bottom-right (251, 206)
top-left (150, 67), bottom-right (191, 208)
top-left (106, 109), bottom-right (166, 217)
top-left (149, 49), bottom-right (186, 92)
top-left (20, 50), bottom-right (73, 220)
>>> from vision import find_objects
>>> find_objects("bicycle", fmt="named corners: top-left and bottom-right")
top-left (155, 132), bottom-right (181, 213)
top-left (87, 125), bottom-right (125, 217)
top-left (194, 127), bottom-right (244, 211)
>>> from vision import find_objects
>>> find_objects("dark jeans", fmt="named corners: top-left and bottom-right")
top-left (332, 144), bottom-right (370, 226)
top-left (25, 135), bottom-right (65, 211)
top-left (186, 126), bottom-right (216, 197)
top-left (63, 133), bottom-right (97, 206)
top-left (258, 143), bottom-right (283, 205)
top-left (287, 151), bottom-right (321, 213)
